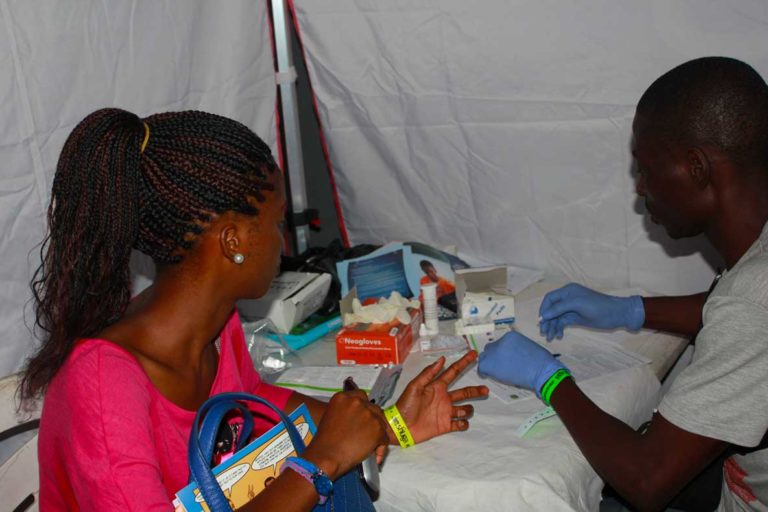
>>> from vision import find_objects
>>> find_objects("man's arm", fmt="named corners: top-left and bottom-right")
top-left (551, 378), bottom-right (728, 511)
top-left (538, 284), bottom-right (708, 341)
top-left (642, 293), bottom-right (707, 337)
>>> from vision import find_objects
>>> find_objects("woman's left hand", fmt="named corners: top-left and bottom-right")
top-left (392, 350), bottom-right (488, 445)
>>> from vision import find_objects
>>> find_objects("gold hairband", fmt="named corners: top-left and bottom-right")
top-left (140, 122), bottom-right (150, 153)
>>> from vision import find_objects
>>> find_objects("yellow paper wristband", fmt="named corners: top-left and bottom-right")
top-left (384, 405), bottom-right (415, 448)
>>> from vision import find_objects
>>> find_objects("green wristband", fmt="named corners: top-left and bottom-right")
top-left (540, 369), bottom-right (571, 406)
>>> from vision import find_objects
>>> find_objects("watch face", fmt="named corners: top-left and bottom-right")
top-left (313, 473), bottom-right (334, 497)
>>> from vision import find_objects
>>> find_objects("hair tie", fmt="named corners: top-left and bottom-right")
top-left (140, 122), bottom-right (150, 154)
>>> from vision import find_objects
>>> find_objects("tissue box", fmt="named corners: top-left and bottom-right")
top-left (335, 290), bottom-right (421, 365)
top-left (454, 266), bottom-right (515, 324)
top-left (237, 271), bottom-right (332, 333)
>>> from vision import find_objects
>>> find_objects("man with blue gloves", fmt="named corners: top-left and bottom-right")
top-left (479, 57), bottom-right (768, 512)
top-left (539, 284), bottom-right (646, 341)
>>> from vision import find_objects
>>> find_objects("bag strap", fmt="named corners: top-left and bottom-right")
top-left (223, 320), bottom-right (256, 450)
top-left (195, 400), bottom-right (255, 472)
top-left (188, 392), bottom-right (308, 511)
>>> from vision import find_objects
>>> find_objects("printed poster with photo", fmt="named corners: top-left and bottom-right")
top-left (337, 242), bottom-right (470, 317)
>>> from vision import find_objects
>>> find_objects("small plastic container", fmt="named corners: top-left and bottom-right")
top-left (243, 318), bottom-right (302, 379)
top-left (419, 323), bottom-right (469, 356)
top-left (421, 282), bottom-right (439, 334)
top-left (418, 323), bottom-right (433, 352)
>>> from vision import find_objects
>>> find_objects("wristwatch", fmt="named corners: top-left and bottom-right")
top-left (280, 456), bottom-right (334, 504)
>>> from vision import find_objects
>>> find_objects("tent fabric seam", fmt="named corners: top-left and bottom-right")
top-left (287, 0), bottom-right (350, 247)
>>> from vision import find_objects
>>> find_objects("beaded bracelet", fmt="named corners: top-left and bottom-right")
top-left (280, 456), bottom-right (333, 504)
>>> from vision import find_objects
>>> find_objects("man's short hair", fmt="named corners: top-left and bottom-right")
top-left (636, 57), bottom-right (768, 169)
top-left (420, 259), bottom-right (435, 271)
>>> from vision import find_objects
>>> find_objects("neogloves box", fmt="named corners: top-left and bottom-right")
top-left (335, 290), bottom-right (421, 366)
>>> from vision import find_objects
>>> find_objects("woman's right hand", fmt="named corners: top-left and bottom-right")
top-left (301, 390), bottom-right (389, 479)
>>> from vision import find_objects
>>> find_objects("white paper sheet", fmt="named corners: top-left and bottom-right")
top-left (506, 265), bottom-right (545, 296)
top-left (552, 338), bottom-right (650, 382)
top-left (460, 334), bottom-right (650, 404)
top-left (275, 365), bottom-right (401, 405)
top-left (276, 365), bottom-right (382, 396)
top-left (514, 288), bottom-right (650, 345)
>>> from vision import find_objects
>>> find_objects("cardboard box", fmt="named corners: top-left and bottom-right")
top-left (454, 266), bottom-right (515, 325)
top-left (237, 271), bottom-right (332, 333)
top-left (335, 290), bottom-right (421, 365)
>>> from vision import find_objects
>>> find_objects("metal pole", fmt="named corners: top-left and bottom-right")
top-left (271, 0), bottom-right (309, 254)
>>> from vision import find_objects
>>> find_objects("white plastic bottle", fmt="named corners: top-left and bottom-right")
top-left (418, 323), bottom-right (433, 352)
top-left (421, 282), bottom-right (439, 334)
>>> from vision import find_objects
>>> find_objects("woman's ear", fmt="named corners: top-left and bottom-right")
top-left (219, 223), bottom-right (243, 264)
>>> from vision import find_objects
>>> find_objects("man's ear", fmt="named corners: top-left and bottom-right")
top-left (219, 223), bottom-right (241, 263)
top-left (687, 147), bottom-right (711, 190)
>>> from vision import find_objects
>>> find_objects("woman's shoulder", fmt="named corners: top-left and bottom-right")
top-left (46, 338), bottom-right (150, 405)
top-left (69, 337), bottom-right (144, 368)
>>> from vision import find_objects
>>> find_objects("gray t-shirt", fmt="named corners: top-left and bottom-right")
top-left (659, 221), bottom-right (768, 511)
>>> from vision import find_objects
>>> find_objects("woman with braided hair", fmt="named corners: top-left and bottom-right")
top-left (23, 108), bottom-right (487, 511)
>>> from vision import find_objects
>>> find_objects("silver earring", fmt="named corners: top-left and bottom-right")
top-left (233, 253), bottom-right (245, 264)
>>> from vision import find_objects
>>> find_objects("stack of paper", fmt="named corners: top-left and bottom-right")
top-left (274, 365), bottom-right (402, 405)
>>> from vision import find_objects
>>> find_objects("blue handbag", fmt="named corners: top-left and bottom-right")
top-left (188, 392), bottom-right (375, 511)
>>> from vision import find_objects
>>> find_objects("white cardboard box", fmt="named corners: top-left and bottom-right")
top-left (237, 271), bottom-right (332, 333)
top-left (454, 266), bottom-right (515, 324)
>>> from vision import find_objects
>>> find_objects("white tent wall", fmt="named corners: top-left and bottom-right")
top-left (291, 1), bottom-right (768, 296)
top-left (0, 1), bottom-right (278, 379)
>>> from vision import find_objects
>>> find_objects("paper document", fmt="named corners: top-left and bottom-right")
top-left (275, 365), bottom-right (401, 405)
top-left (515, 288), bottom-right (650, 345)
top-left (505, 265), bottom-right (545, 295)
top-left (461, 371), bottom-right (537, 402)
top-left (550, 336), bottom-right (650, 381)
top-left (464, 336), bottom-right (650, 404)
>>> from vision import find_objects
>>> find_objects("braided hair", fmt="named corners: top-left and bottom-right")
top-left (21, 108), bottom-right (279, 401)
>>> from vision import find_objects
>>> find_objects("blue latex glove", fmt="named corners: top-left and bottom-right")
top-left (538, 283), bottom-right (645, 341)
top-left (478, 331), bottom-right (566, 397)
